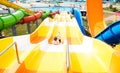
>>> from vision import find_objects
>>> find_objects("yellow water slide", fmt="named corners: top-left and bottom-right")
top-left (64, 14), bottom-right (120, 73)
top-left (86, 0), bottom-right (106, 37)
top-left (0, 13), bottom-right (120, 73)
top-left (0, 0), bottom-right (34, 14)
top-left (0, 13), bottom-right (68, 73)
top-left (16, 15), bottom-right (67, 73)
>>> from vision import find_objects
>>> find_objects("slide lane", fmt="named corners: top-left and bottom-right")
top-left (66, 14), bottom-right (120, 73)
top-left (30, 17), bottom-right (55, 43)
top-left (16, 14), bottom-right (68, 73)
top-left (0, 0), bottom-right (34, 15)
top-left (0, 35), bottom-right (36, 73)
top-left (0, 17), bottom-right (52, 72)
top-left (16, 41), bottom-right (67, 73)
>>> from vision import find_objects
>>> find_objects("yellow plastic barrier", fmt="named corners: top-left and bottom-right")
top-left (0, 38), bottom-right (16, 70)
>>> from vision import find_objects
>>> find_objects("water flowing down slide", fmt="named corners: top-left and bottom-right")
top-left (0, 0), bottom-right (35, 15)
top-left (0, 9), bottom-right (28, 31)
top-left (0, 13), bottom-right (120, 73)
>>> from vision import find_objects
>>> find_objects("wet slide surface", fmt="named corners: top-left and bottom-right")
top-left (0, 13), bottom-right (120, 73)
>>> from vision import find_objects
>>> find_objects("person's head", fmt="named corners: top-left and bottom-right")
top-left (59, 39), bottom-right (61, 43)
top-left (54, 37), bottom-right (57, 41)
top-left (53, 36), bottom-right (61, 45)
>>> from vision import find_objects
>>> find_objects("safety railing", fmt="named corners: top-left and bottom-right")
top-left (0, 42), bottom-right (21, 64)
top-left (66, 41), bottom-right (70, 70)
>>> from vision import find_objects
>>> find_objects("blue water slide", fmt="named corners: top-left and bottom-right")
top-left (95, 20), bottom-right (120, 44)
top-left (73, 8), bottom-right (86, 35)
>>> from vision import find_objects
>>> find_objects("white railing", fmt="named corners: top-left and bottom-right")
top-left (66, 41), bottom-right (70, 70)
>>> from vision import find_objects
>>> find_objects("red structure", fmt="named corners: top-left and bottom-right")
top-left (18, 10), bottom-right (59, 24)
top-left (49, 11), bottom-right (59, 17)
top-left (19, 11), bottom-right (43, 24)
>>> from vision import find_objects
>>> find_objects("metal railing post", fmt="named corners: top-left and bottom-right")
top-left (15, 42), bottom-right (21, 64)
top-left (35, 20), bottom-right (39, 28)
top-left (12, 26), bottom-right (17, 36)
top-left (66, 42), bottom-right (70, 71)
top-left (27, 22), bottom-right (31, 34)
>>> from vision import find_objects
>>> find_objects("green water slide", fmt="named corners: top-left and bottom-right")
top-left (0, 9), bottom-right (29, 31)
top-left (41, 10), bottom-right (51, 19)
